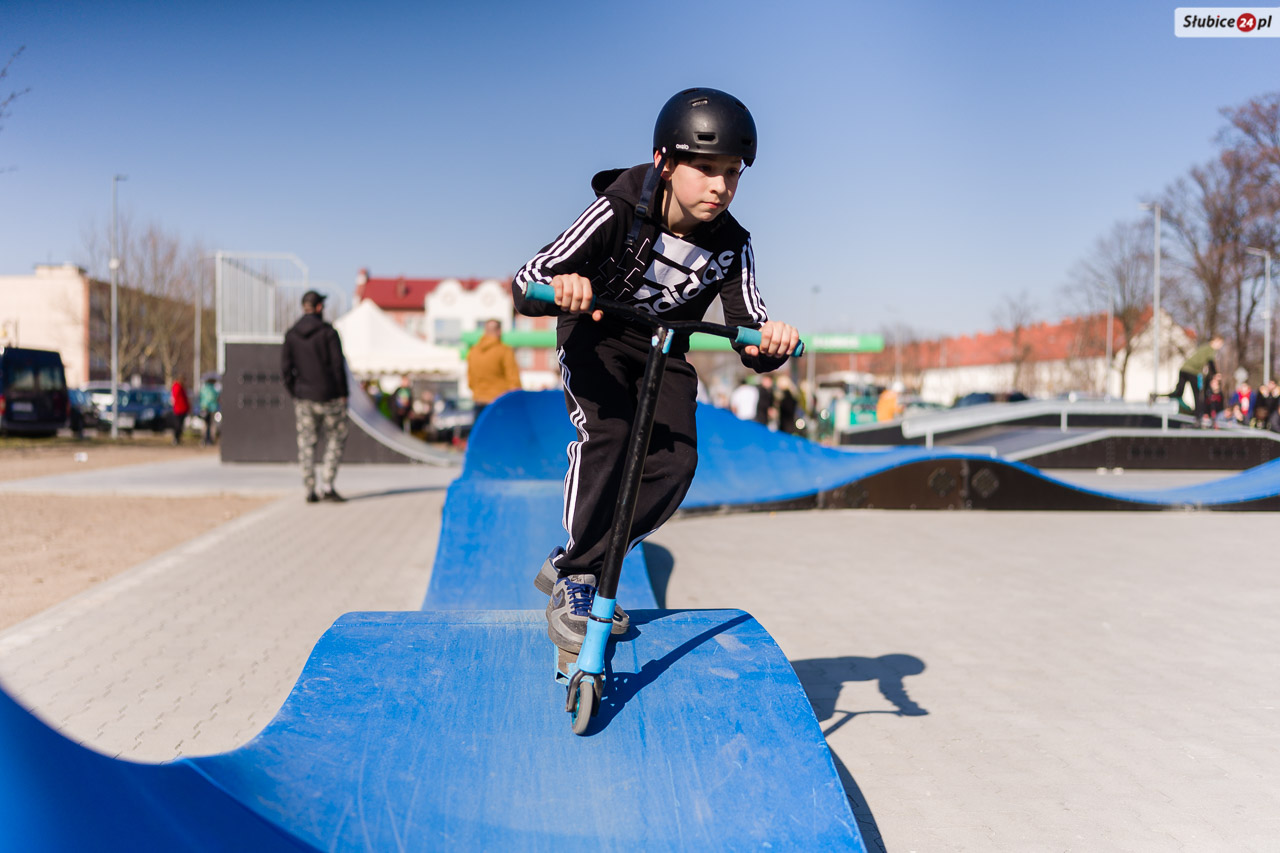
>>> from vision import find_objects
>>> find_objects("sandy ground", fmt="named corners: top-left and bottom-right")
top-left (0, 440), bottom-right (273, 630)
top-left (0, 435), bottom-right (213, 483)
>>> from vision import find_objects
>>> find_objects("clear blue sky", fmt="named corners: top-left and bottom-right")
top-left (1, 0), bottom-right (1274, 337)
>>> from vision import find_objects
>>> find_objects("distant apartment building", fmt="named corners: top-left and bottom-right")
top-left (353, 269), bottom-right (557, 381)
top-left (850, 309), bottom-right (1193, 405)
top-left (0, 264), bottom-right (105, 387)
top-left (0, 264), bottom-right (196, 387)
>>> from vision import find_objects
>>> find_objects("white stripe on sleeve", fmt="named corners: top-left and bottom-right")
top-left (515, 197), bottom-right (614, 292)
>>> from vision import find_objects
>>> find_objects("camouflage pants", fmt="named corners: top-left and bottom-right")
top-left (295, 398), bottom-right (349, 493)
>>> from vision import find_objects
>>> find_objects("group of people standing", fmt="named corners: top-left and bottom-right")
top-left (1164, 335), bottom-right (1280, 430)
top-left (166, 376), bottom-right (220, 446)
top-left (729, 374), bottom-right (803, 434)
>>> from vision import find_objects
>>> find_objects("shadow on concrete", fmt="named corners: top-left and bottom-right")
top-left (340, 485), bottom-right (450, 501)
top-left (790, 653), bottom-right (929, 853)
top-left (641, 542), bottom-right (675, 607)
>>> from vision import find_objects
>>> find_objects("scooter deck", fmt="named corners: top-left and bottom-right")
top-left (553, 645), bottom-right (578, 686)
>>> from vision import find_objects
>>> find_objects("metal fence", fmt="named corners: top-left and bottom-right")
top-left (214, 251), bottom-right (345, 372)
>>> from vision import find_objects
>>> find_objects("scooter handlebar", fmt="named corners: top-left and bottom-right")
top-left (732, 327), bottom-right (805, 359)
top-left (523, 281), bottom-right (566, 306)
top-left (522, 281), bottom-right (804, 357)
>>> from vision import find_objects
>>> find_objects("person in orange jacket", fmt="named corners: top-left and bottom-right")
top-left (466, 319), bottom-right (521, 416)
top-left (876, 381), bottom-right (905, 423)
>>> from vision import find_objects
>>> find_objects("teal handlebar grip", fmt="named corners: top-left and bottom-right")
top-left (733, 327), bottom-right (805, 358)
top-left (524, 281), bottom-right (557, 304)
top-left (524, 281), bottom-right (597, 310)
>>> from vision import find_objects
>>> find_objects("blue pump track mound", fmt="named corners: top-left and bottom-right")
top-left (460, 391), bottom-right (1280, 512)
top-left (8, 390), bottom-right (1279, 849)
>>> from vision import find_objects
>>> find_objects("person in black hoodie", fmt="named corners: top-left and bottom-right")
top-left (513, 88), bottom-right (800, 653)
top-left (281, 290), bottom-right (350, 503)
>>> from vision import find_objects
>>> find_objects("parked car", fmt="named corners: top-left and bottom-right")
top-left (0, 347), bottom-right (69, 437)
top-left (900, 394), bottom-right (945, 417)
top-left (67, 388), bottom-right (103, 435)
top-left (83, 383), bottom-right (172, 433)
top-left (84, 382), bottom-right (135, 432)
top-left (119, 387), bottom-right (173, 432)
top-left (425, 398), bottom-right (475, 443)
top-left (952, 391), bottom-right (1030, 408)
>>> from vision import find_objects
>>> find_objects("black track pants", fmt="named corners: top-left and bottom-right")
top-left (1170, 370), bottom-right (1203, 416)
top-left (552, 326), bottom-right (699, 579)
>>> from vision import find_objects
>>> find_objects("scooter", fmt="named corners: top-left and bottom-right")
top-left (524, 281), bottom-right (804, 735)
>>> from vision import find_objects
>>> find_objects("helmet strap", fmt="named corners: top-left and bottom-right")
top-left (625, 154), bottom-right (666, 249)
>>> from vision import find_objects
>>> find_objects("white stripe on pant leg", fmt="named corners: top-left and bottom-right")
top-left (558, 347), bottom-right (590, 553)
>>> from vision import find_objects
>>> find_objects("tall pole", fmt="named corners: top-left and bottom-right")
top-left (1269, 252), bottom-right (1274, 386)
top-left (1103, 281), bottom-right (1114, 397)
top-left (1247, 248), bottom-right (1273, 385)
top-left (1141, 203), bottom-right (1161, 398)
top-left (806, 285), bottom-right (819, 441)
top-left (109, 174), bottom-right (127, 438)
top-left (193, 276), bottom-right (201, 389)
top-left (1152, 204), bottom-right (1161, 395)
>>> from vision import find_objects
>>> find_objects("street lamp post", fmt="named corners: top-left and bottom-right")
top-left (806, 285), bottom-right (819, 441)
top-left (1246, 247), bottom-right (1274, 385)
top-left (1141, 203), bottom-right (1161, 399)
top-left (194, 281), bottom-right (201, 391)
top-left (1102, 281), bottom-right (1115, 398)
top-left (109, 174), bottom-right (127, 439)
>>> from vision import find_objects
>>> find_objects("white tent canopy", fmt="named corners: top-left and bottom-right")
top-left (333, 300), bottom-right (463, 375)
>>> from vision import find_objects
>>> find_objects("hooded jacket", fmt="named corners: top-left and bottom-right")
top-left (467, 334), bottom-right (521, 404)
top-left (281, 313), bottom-right (349, 402)
top-left (512, 164), bottom-right (786, 371)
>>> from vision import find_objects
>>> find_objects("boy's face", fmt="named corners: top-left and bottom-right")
top-left (656, 152), bottom-right (743, 235)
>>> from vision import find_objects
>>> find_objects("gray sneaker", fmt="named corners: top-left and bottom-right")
top-left (546, 573), bottom-right (635, 653)
top-left (534, 558), bottom-right (628, 635)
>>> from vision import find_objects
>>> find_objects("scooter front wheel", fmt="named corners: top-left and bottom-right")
top-left (570, 679), bottom-right (596, 735)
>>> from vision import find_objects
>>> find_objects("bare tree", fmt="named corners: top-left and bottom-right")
top-left (872, 321), bottom-right (924, 388)
top-left (1061, 219), bottom-right (1156, 397)
top-left (994, 290), bottom-right (1038, 393)
top-left (1220, 92), bottom-right (1280, 225)
top-left (79, 218), bottom-right (206, 386)
top-left (1155, 152), bottom-right (1259, 376)
top-left (1, 45), bottom-right (30, 171)
top-left (1220, 92), bottom-right (1280, 380)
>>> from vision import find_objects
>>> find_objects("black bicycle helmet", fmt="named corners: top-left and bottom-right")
top-left (653, 87), bottom-right (757, 167)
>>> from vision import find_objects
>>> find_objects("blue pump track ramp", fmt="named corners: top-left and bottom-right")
top-left (1, 610), bottom-right (859, 851)
top-left (460, 390), bottom-right (1280, 512)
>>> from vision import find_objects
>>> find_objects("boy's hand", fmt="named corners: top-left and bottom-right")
top-left (746, 320), bottom-right (800, 358)
top-left (551, 274), bottom-right (603, 322)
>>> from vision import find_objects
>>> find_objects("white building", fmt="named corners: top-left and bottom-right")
top-left (421, 278), bottom-right (513, 346)
top-left (908, 309), bottom-right (1194, 405)
top-left (0, 264), bottom-right (101, 387)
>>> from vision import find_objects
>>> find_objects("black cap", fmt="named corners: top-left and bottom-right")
top-left (301, 290), bottom-right (327, 308)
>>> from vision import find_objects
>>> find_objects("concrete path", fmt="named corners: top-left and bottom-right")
top-left (650, 510), bottom-right (1280, 853)
top-left (0, 461), bottom-right (457, 761)
top-left (0, 456), bottom-right (454, 497)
